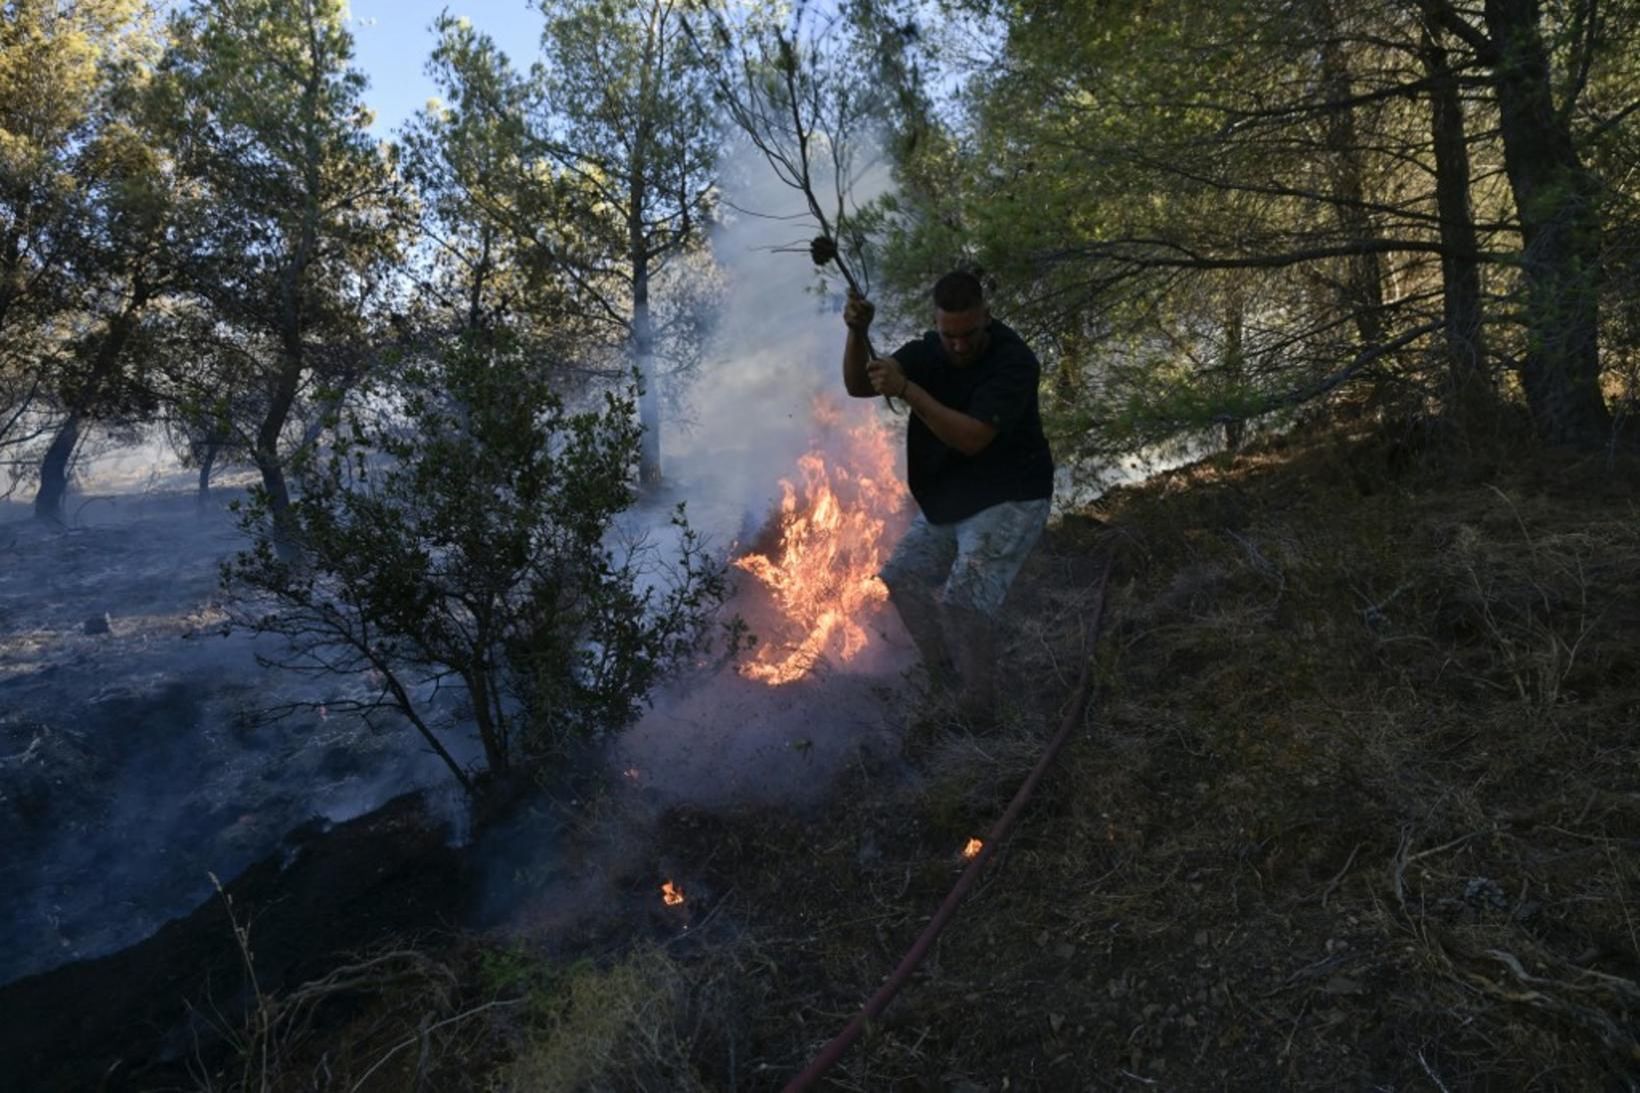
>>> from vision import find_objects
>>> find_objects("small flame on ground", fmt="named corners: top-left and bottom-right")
top-left (962, 838), bottom-right (984, 860)
top-left (661, 880), bottom-right (685, 906)
top-left (733, 396), bottom-right (908, 685)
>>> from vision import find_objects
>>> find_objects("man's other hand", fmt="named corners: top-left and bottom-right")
top-left (844, 292), bottom-right (875, 332)
top-left (867, 357), bottom-right (907, 397)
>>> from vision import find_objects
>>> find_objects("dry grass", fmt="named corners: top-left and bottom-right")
top-left (700, 421), bottom-right (1640, 1089)
top-left (492, 945), bottom-right (751, 1093)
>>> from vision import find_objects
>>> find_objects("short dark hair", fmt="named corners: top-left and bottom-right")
top-left (932, 270), bottom-right (984, 312)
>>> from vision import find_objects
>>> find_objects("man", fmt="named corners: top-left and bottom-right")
top-left (842, 271), bottom-right (1054, 721)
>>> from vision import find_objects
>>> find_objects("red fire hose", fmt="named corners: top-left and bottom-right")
top-left (782, 554), bottom-right (1115, 1091)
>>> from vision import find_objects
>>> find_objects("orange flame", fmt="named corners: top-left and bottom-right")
top-left (661, 880), bottom-right (685, 906)
top-left (734, 396), bottom-right (907, 685)
top-left (963, 838), bottom-right (984, 860)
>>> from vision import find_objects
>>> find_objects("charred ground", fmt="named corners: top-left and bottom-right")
top-left (39, 418), bottom-right (1640, 1091)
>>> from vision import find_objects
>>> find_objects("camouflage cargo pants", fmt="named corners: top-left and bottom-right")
top-left (879, 498), bottom-right (1049, 716)
top-left (880, 498), bottom-right (1050, 617)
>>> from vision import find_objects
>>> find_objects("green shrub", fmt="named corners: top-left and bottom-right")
top-left (227, 333), bottom-right (734, 795)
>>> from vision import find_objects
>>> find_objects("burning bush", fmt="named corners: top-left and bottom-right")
top-left (732, 396), bottom-right (908, 684)
top-left (226, 334), bottom-right (734, 796)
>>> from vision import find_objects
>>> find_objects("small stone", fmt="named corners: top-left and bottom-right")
top-left (1049, 1012), bottom-right (1065, 1033)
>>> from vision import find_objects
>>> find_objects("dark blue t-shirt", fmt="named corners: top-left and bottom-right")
top-left (892, 319), bottom-right (1055, 524)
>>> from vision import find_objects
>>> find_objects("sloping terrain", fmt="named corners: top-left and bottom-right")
top-left (601, 421), bottom-right (1640, 1091)
top-left (25, 420), bottom-right (1640, 1091)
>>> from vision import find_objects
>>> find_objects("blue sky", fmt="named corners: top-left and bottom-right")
top-left (345, 0), bottom-right (542, 137)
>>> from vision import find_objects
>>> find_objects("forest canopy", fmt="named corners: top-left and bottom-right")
top-left (4, 0), bottom-right (1637, 500)
top-left (2, 0), bottom-right (1636, 782)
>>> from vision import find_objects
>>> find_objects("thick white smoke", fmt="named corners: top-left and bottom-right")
top-left (662, 139), bottom-right (907, 539)
top-left (609, 138), bottom-right (919, 810)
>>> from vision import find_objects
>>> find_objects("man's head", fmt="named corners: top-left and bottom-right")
top-left (932, 270), bottom-right (990, 367)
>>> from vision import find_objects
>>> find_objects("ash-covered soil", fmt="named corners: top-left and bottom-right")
top-left (0, 491), bottom-right (459, 987)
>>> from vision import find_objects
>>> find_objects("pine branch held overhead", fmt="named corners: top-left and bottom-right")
top-left (680, 5), bottom-right (896, 407)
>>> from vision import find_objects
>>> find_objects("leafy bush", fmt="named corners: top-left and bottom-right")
top-left (226, 334), bottom-right (732, 796)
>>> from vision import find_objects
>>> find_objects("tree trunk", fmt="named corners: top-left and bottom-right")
top-left (1222, 296), bottom-right (1246, 452)
top-left (466, 668), bottom-right (509, 776)
top-left (632, 32), bottom-right (661, 488)
top-left (468, 226), bottom-right (493, 333)
top-left (263, 71), bottom-right (325, 558)
top-left (196, 441), bottom-right (218, 510)
top-left (1317, 8), bottom-right (1386, 348)
top-left (1482, 0), bottom-right (1610, 445)
top-left (0, 229), bottom-right (22, 336)
top-left (257, 349), bottom-right (303, 559)
top-left (34, 295), bottom-right (145, 522)
top-left (33, 413), bottom-right (82, 523)
top-left (1419, 14), bottom-right (1492, 425)
top-left (633, 257), bottom-right (660, 487)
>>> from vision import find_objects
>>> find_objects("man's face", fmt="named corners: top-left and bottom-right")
top-left (935, 305), bottom-right (990, 367)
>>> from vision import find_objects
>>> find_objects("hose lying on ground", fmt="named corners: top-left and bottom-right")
top-left (783, 553), bottom-right (1116, 1091)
